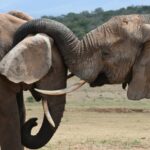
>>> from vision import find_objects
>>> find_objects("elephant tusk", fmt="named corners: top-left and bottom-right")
top-left (42, 99), bottom-right (55, 127)
top-left (35, 80), bottom-right (86, 95)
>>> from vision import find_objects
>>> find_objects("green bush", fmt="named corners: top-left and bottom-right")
top-left (42, 5), bottom-right (150, 38)
top-left (27, 96), bottom-right (34, 103)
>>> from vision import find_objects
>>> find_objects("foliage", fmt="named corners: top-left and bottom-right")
top-left (42, 5), bottom-right (150, 38)
top-left (27, 96), bottom-right (34, 103)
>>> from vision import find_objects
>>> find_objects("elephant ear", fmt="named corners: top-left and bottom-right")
top-left (0, 34), bottom-right (53, 84)
top-left (127, 41), bottom-right (150, 100)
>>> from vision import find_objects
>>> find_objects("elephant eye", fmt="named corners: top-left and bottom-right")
top-left (101, 48), bottom-right (110, 58)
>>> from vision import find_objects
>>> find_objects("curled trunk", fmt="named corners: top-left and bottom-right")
top-left (21, 96), bottom-right (66, 149)
top-left (13, 19), bottom-right (102, 82)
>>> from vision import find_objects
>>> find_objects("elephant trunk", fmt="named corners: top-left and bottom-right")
top-left (22, 95), bottom-right (66, 149)
top-left (13, 19), bottom-right (103, 82)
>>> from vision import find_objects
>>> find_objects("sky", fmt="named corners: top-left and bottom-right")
top-left (0, 0), bottom-right (150, 18)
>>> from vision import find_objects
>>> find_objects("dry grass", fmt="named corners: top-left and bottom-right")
top-left (24, 77), bottom-right (150, 150)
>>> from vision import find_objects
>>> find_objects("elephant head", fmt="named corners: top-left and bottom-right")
top-left (11, 14), bottom-right (150, 101)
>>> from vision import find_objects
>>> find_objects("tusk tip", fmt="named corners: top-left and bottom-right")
top-left (50, 121), bottom-right (55, 128)
top-left (42, 99), bottom-right (56, 128)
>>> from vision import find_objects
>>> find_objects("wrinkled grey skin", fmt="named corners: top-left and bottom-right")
top-left (14, 14), bottom-right (150, 101)
top-left (0, 12), bottom-right (30, 150)
top-left (0, 12), bottom-right (67, 150)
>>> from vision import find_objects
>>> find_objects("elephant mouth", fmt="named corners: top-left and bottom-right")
top-left (90, 72), bottom-right (109, 87)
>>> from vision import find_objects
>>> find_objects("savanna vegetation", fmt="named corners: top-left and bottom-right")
top-left (42, 5), bottom-right (150, 38)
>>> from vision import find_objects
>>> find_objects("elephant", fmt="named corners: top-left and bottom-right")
top-left (7, 10), bottom-right (33, 129)
top-left (0, 11), bottom-right (67, 150)
top-left (0, 11), bottom-right (33, 150)
top-left (10, 14), bottom-right (150, 101)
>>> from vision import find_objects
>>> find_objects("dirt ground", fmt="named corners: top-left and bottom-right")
top-left (24, 77), bottom-right (150, 150)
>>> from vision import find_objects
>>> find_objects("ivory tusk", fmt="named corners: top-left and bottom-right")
top-left (42, 99), bottom-right (55, 127)
top-left (35, 80), bottom-right (86, 95)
